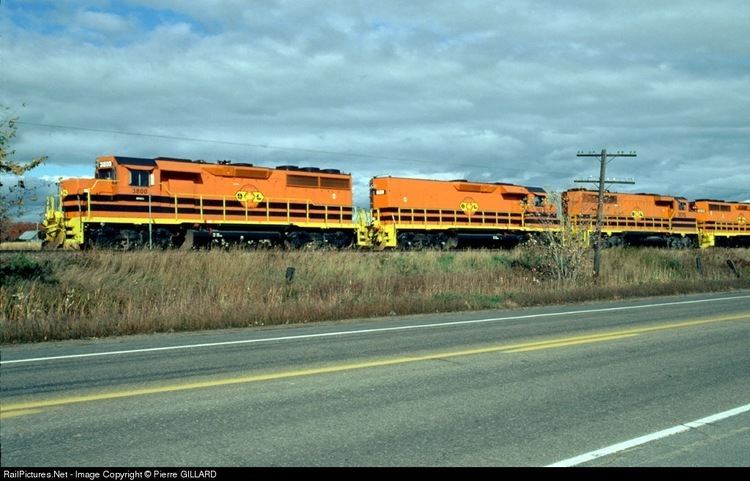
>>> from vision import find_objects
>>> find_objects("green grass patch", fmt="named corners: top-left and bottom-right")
top-left (0, 254), bottom-right (56, 286)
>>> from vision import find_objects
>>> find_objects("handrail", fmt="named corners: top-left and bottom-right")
top-left (61, 181), bottom-right (352, 225)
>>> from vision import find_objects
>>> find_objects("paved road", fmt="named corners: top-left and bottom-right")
top-left (2, 290), bottom-right (749, 466)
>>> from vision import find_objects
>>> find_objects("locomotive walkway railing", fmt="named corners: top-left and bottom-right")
top-left (371, 207), bottom-right (559, 229)
top-left (569, 215), bottom-right (695, 233)
top-left (66, 187), bottom-right (352, 227)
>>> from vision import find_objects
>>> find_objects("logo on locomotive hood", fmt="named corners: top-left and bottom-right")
top-left (460, 197), bottom-right (479, 216)
top-left (235, 185), bottom-right (264, 208)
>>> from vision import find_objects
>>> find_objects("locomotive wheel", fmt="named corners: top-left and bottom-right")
top-left (605, 236), bottom-right (624, 248)
top-left (442, 235), bottom-right (459, 250)
top-left (285, 232), bottom-right (310, 250)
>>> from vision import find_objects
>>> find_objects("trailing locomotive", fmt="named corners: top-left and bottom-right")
top-left (41, 154), bottom-right (750, 250)
top-left (563, 189), bottom-right (698, 248)
top-left (693, 199), bottom-right (750, 247)
top-left (367, 176), bottom-right (556, 249)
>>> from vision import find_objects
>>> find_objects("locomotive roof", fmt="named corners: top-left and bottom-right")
top-left (570, 188), bottom-right (677, 198)
top-left (694, 198), bottom-right (749, 204)
top-left (374, 175), bottom-right (541, 190)
top-left (108, 156), bottom-right (346, 174)
top-left (111, 156), bottom-right (200, 166)
top-left (112, 156), bottom-right (157, 167)
top-left (156, 156), bottom-right (200, 163)
top-left (633, 192), bottom-right (679, 198)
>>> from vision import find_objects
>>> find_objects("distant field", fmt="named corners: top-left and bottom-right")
top-left (1, 247), bottom-right (748, 343)
top-left (0, 241), bottom-right (42, 251)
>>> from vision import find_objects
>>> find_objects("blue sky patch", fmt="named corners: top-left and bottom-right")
top-left (5, 0), bottom-right (207, 42)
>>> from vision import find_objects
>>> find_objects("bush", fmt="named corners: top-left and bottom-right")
top-left (0, 254), bottom-right (56, 286)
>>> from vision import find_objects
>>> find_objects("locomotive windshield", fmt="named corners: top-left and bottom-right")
top-left (96, 168), bottom-right (114, 180)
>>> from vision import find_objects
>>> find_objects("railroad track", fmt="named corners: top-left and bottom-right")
top-left (0, 246), bottom-right (513, 256)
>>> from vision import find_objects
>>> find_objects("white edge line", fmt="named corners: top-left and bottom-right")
top-left (546, 403), bottom-right (750, 467)
top-left (2, 294), bottom-right (749, 365)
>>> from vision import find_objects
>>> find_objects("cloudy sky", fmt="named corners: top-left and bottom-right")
top-left (2, 0), bottom-right (749, 216)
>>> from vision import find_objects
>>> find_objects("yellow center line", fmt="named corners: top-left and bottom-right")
top-left (1, 312), bottom-right (747, 417)
top-left (0, 331), bottom-right (632, 416)
top-left (503, 333), bottom-right (640, 353)
top-left (0, 408), bottom-right (45, 419)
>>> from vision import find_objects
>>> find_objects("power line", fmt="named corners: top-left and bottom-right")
top-left (17, 121), bottom-right (420, 164)
top-left (17, 120), bottom-right (585, 179)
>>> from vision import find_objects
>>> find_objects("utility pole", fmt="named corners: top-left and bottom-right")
top-left (575, 149), bottom-right (636, 278)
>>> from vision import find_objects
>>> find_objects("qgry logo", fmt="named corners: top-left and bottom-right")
top-left (235, 185), bottom-right (265, 208)
top-left (460, 197), bottom-right (479, 216)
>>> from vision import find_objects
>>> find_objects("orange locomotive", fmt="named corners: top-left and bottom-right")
top-left (42, 155), bottom-right (748, 249)
top-left (367, 176), bottom-right (557, 248)
top-left (692, 199), bottom-right (750, 247)
top-left (563, 189), bottom-right (698, 247)
top-left (43, 155), bottom-right (356, 249)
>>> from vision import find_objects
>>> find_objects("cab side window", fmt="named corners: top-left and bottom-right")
top-left (129, 170), bottom-right (150, 187)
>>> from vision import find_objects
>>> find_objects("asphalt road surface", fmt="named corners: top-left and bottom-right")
top-left (2, 290), bottom-right (749, 466)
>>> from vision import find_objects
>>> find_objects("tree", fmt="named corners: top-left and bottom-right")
top-left (1, 106), bottom-right (47, 240)
top-left (518, 191), bottom-right (592, 284)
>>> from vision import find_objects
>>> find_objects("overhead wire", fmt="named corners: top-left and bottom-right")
top-left (17, 120), bottom-right (588, 180)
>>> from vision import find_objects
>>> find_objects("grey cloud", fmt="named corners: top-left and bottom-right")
top-left (1, 0), bottom-right (747, 214)
top-left (0, 174), bottom-right (57, 222)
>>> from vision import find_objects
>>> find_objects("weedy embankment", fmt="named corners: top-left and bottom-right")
top-left (1, 248), bottom-right (748, 343)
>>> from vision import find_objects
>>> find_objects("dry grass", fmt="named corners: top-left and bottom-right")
top-left (2, 247), bottom-right (749, 343)
top-left (0, 241), bottom-right (42, 251)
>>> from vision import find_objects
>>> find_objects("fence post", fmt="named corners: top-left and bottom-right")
top-left (727, 259), bottom-right (741, 278)
top-left (285, 266), bottom-right (296, 283)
